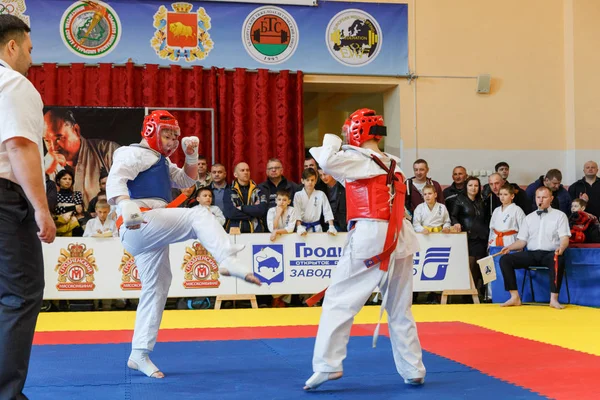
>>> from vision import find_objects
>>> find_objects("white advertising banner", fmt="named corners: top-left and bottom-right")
top-left (42, 237), bottom-right (237, 300)
top-left (411, 233), bottom-right (471, 292)
top-left (42, 232), bottom-right (470, 299)
top-left (235, 233), bottom-right (347, 295)
top-left (235, 232), bottom-right (471, 294)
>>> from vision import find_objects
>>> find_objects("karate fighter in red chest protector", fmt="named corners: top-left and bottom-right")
top-left (304, 109), bottom-right (426, 390)
top-left (106, 111), bottom-right (260, 379)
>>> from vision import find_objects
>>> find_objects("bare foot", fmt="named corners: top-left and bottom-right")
top-left (244, 273), bottom-right (262, 286)
top-left (303, 371), bottom-right (343, 390)
top-left (549, 301), bottom-right (565, 309)
top-left (501, 297), bottom-right (522, 307)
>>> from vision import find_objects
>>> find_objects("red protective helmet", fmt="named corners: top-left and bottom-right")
top-left (141, 110), bottom-right (180, 156)
top-left (342, 108), bottom-right (387, 147)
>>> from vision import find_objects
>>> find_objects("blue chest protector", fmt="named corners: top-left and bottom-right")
top-left (127, 151), bottom-right (172, 203)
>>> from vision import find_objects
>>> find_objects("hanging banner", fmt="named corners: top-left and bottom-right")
top-left (41, 232), bottom-right (469, 299)
top-left (24, 0), bottom-right (408, 76)
top-left (42, 106), bottom-right (144, 205)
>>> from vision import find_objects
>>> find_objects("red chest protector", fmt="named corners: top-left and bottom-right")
top-left (305, 156), bottom-right (406, 307)
top-left (346, 174), bottom-right (404, 222)
top-left (347, 156), bottom-right (406, 272)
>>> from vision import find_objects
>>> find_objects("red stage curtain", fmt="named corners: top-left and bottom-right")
top-left (28, 64), bottom-right (304, 183)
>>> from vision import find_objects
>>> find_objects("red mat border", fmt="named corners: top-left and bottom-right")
top-left (418, 322), bottom-right (600, 400)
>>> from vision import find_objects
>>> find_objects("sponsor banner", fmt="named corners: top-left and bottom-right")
top-left (28, 1), bottom-right (408, 76)
top-left (42, 237), bottom-right (237, 299)
top-left (412, 233), bottom-right (471, 292)
top-left (235, 232), bottom-right (471, 294)
top-left (235, 233), bottom-right (347, 295)
top-left (42, 233), bottom-right (469, 299)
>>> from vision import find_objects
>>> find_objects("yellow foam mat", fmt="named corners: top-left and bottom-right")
top-left (36, 304), bottom-right (600, 356)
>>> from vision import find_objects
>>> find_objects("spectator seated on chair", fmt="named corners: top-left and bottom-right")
top-left (499, 186), bottom-right (570, 309)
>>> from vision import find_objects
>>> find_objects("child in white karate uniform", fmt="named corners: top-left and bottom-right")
top-left (266, 189), bottom-right (297, 306)
top-left (107, 110), bottom-right (260, 379)
top-left (267, 190), bottom-right (297, 241)
top-left (83, 201), bottom-right (118, 237)
top-left (294, 168), bottom-right (337, 236)
top-left (412, 184), bottom-right (452, 234)
top-left (488, 183), bottom-right (526, 247)
top-left (304, 108), bottom-right (425, 391)
top-left (195, 187), bottom-right (226, 226)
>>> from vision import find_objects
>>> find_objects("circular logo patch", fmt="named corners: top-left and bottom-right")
top-left (242, 6), bottom-right (299, 65)
top-left (326, 9), bottom-right (382, 67)
top-left (60, 1), bottom-right (121, 59)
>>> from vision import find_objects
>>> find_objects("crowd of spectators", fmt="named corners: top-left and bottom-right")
top-left (407, 159), bottom-right (600, 304)
top-left (43, 153), bottom-right (600, 309)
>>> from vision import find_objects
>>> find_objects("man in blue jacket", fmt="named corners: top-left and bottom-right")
top-left (526, 169), bottom-right (571, 215)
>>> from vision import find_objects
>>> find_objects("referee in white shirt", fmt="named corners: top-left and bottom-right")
top-left (0, 15), bottom-right (56, 400)
top-left (499, 186), bottom-right (570, 309)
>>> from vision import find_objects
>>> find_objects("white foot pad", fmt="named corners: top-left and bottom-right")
top-left (404, 377), bottom-right (425, 386)
top-left (219, 255), bottom-right (250, 280)
top-left (303, 371), bottom-right (343, 390)
top-left (128, 351), bottom-right (163, 378)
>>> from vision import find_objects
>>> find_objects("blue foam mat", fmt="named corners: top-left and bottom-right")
top-left (26, 336), bottom-right (545, 399)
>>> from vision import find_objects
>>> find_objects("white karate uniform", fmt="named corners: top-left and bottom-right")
top-left (83, 217), bottom-right (118, 237)
top-left (293, 189), bottom-right (334, 232)
top-left (267, 206), bottom-right (297, 233)
top-left (412, 202), bottom-right (451, 233)
top-left (107, 145), bottom-right (246, 352)
top-left (308, 136), bottom-right (425, 381)
top-left (197, 204), bottom-right (226, 226)
top-left (488, 203), bottom-right (526, 247)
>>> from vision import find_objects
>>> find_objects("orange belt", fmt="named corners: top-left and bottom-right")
top-left (116, 193), bottom-right (188, 230)
top-left (493, 229), bottom-right (518, 246)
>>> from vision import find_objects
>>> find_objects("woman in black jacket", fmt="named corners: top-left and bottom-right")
top-left (451, 176), bottom-right (489, 298)
top-left (54, 168), bottom-right (85, 237)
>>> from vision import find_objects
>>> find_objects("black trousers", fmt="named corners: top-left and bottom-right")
top-left (499, 250), bottom-right (565, 294)
top-left (468, 238), bottom-right (488, 295)
top-left (0, 179), bottom-right (44, 400)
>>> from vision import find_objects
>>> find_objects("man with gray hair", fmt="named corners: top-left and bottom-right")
top-left (259, 157), bottom-right (301, 209)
